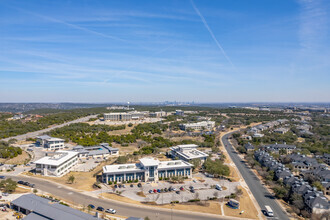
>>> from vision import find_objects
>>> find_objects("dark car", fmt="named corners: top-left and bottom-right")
top-left (164, 188), bottom-right (168, 192)
top-left (29, 183), bottom-right (35, 188)
top-left (180, 186), bottom-right (184, 191)
top-left (190, 189), bottom-right (195, 193)
top-left (118, 185), bottom-right (122, 188)
top-left (96, 206), bottom-right (104, 211)
top-left (149, 190), bottom-right (153, 194)
top-left (114, 184), bottom-right (118, 188)
top-left (88, 204), bottom-right (95, 209)
top-left (189, 186), bottom-right (194, 190)
top-left (17, 181), bottom-right (24, 184)
top-left (0, 176), bottom-right (5, 179)
top-left (130, 184), bottom-right (134, 188)
top-left (157, 189), bottom-right (161, 193)
top-left (137, 183), bottom-right (142, 187)
top-left (176, 191), bottom-right (180, 194)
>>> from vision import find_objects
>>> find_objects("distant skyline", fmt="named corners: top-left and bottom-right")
top-left (1, 0), bottom-right (329, 102)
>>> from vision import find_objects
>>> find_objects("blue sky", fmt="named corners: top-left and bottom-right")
top-left (0, 0), bottom-right (329, 102)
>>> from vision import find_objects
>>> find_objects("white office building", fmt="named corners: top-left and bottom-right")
top-left (179, 121), bottom-right (215, 131)
top-left (102, 157), bottom-right (192, 183)
top-left (170, 144), bottom-right (208, 162)
top-left (34, 151), bottom-right (79, 177)
top-left (36, 135), bottom-right (65, 150)
top-left (104, 111), bottom-right (148, 121)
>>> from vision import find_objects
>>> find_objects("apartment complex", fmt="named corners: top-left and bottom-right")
top-left (255, 150), bottom-right (330, 214)
top-left (34, 151), bottom-right (79, 177)
top-left (104, 111), bottom-right (148, 121)
top-left (179, 121), bottom-right (215, 131)
top-left (102, 157), bottom-right (192, 183)
top-left (36, 135), bottom-right (65, 150)
top-left (170, 144), bottom-right (208, 162)
top-left (72, 143), bottom-right (119, 159)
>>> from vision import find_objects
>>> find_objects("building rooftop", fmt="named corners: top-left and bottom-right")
top-left (11, 194), bottom-right (99, 220)
top-left (139, 157), bottom-right (159, 167)
top-left (34, 151), bottom-right (78, 166)
top-left (103, 158), bottom-right (192, 174)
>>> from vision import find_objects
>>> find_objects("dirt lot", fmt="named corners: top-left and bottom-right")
top-left (0, 151), bottom-right (31, 165)
top-left (102, 193), bottom-right (222, 215)
top-left (223, 187), bottom-right (258, 219)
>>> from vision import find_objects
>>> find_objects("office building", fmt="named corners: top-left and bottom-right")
top-left (36, 135), bottom-right (65, 150)
top-left (179, 121), bottom-right (215, 131)
top-left (34, 151), bottom-right (79, 177)
top-left (102, 157), bottom-right (192, 183)
top-left (72, 143), bottom-right (119, 159)
top-left (170, 144), bottom-right (208, 162)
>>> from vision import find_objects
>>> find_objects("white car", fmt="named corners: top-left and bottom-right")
top-left (106, 208), bottom-right (116, 214)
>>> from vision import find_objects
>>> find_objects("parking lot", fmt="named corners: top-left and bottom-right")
top-left (104, 174), bottom-right (240, 205)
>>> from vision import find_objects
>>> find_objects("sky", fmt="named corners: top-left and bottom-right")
top-left (0, 0), bottom-right (329, 103)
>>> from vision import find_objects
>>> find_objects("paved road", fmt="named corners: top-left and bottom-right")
top-left (4, 175), bottom-right (240, 220)
top-left (222, 132), bottom-right (289, 220)
top-left (1, 115), bottom-right (98, 142)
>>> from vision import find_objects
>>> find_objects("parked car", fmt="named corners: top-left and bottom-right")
top-left (122, 184), bottom-right (126, 188)
top-left (215, 184), bottom-right (222, 191)
top-left (157, 189), bottom-right (161, 193)
top-left (137, 183), bottom-right (142, 187)
top-left (17, 181), bottom-right (24, 184)
top-left (190, 189), bottom-right (195, 193)
top-left (176, 191), bottom-right (180, 194)
top-left (168, 187), bottom-right (173, 192)
top-left (28, 183), bottom-right (35, 188)
top-left (114, 185), bottom-right (118, 188)
top-left (189, 186), bottom-right (194, 190)
top-left (118, 185), bottom-right (122, 188)
top-left (96, 206), bottom-right (104, 211)
top-left (180, 186), bottom-right (184, 191)
top-left (106, 208), bottom-right (116, 214)
top-left (172, 188), bottom-right (177, 191)
top-left (0, 176), bottom-right (5, 179)
top-left (149, 190), bottom-right (153, 194)
top-left (153, 189), bottom-right (157, 193)
top-left (130, 184), bottom-right (134, 188)
top-left (2, 193), bottom-right (9, 196)
top-left (88, 204), bottom-right (95, 209)
top-left (164, 188), bottom-right (168, 192)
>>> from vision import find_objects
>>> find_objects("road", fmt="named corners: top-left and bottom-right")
top-left (221, 132), bottom-right (289, 220)
top-left (4, 175), bottom-right (243, 220)
top-left (1, 115), bottom-right (98, 142)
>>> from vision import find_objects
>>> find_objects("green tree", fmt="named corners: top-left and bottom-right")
top-left (67, 175), bottom-right (75, 184)
top-left (0, 178), bottom-right (17, 193)
top-left (191, 158), bottom-right (201, 170)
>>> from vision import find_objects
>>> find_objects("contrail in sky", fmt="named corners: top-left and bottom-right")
top-left (190, 0), bottom-right (236, 69)
top-left (9, 6), bottom-right (126, 42)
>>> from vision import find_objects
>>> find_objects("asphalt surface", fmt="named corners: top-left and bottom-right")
top-left (4, 175), bottom-right (235, 220)
top-left (1, 115), bottom-right (98, 142)
top-left (222, 132), bottom-right (289, 220)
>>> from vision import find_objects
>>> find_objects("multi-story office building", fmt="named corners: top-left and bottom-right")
top-left (102, 157), bottom-right (192, 183)
top-left (179, 121), bottom-right (215, 131)
top-left (170, 144), bottom-right (208, 162)
top-left (104, 111), bottom-right (148, 121)
top-left (34, 151), bottom-right (79, 177)
top-left (36, 135), bottom-right (65, 150)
